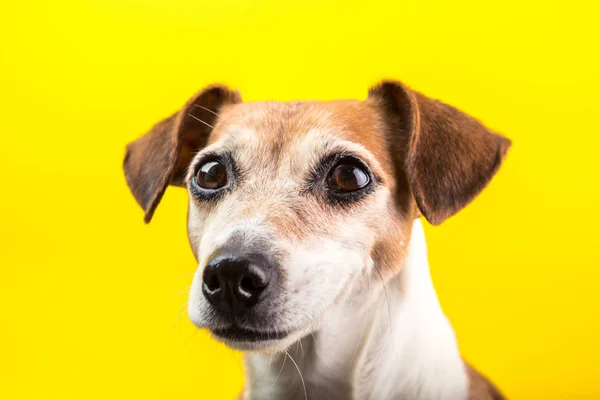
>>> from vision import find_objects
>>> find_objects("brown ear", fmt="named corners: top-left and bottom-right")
top-left (369, 80), bottom-right (511, 225)
top-left (123, 85), bottom-right (241, 223)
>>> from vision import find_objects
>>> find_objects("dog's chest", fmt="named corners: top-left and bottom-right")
top-left (243, 301), bottom-right (378, 400)
top-left (244, 338), bottom-right (357, 400)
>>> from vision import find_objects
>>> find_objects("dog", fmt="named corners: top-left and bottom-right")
top-left (123, 80), bottom-right (510, 400)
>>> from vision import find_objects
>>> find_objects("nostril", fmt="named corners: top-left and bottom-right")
top-left (240, 275), bottom-right (267, 292)
top-left (239, 264), bottom-right (270, 293)
top-left (205, 274), bottom-right (220, 292)
top-left (239, 276), bottom-right (254, 291)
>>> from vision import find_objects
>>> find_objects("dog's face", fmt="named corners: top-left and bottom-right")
top-left (184, 100), bottom-right (409, 351)
top-left (123, 81), bottom-right (510, 351)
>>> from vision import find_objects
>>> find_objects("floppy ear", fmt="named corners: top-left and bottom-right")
top-left (369, 80), bottom-right (511, 225)
top-left (123, 85), bottom-right (241, 223)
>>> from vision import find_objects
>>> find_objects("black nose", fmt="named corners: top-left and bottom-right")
top-left (202, 254), bottom-right (272, 314)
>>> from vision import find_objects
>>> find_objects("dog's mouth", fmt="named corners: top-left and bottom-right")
top-left (211, 326), bottom-right (290, 342)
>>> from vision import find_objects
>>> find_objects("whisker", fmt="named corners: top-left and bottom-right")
top-left (373, 265), bottom-right (395, 352)
top-left (193, 104), bottom-right (221, 117)
top-left (172, 300), bottom-right (189, 330)
top-left (187, 113), bottom-right (215, 129)
top-left (284, 349), bottom-right (307, 400)
top-left (266, 353), bottom-right (273, 377)
top-left (346, 273), bottom-right (371, 371)
top-left (175, 272), bottom-right (197, 280)
top-left (230, 349), bottom-right (244, 376)
top-left (247, 353), bottom-right (260, 387)
top-left (173, 325), bottom-right (198, 360)
top-left (181, 327), bottom-right (199, 353)
top-left (170, 286), bottom-right (191, 302)
top-left (272, 352), bottom-right (287, 389)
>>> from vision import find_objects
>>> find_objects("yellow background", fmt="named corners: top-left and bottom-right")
top-left (1, 0), bottom-right (599, 398)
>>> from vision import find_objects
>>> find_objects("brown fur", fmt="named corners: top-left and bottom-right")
top-left (466, 364), bottom-right (506, 400)
top-left (123, 84), bottom-right (241, 222)
top-left (368, 81), bottom-right (511, 225)
top-left (123, 80), bottom-right (511, 399)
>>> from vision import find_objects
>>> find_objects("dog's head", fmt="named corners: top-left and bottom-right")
top-left (123, 81), bottom-right (510, 351)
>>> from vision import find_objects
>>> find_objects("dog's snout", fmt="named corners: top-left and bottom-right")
top-left (202, 254), bottom-right (272, 314)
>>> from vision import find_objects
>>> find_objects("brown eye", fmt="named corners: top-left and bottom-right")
top-left (328, 163), bottom-right (370, 192)
top-left (196, 161), bottom-right (227, 189)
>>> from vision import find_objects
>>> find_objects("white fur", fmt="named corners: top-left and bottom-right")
top-left (243, 219), bottom-right (468, 400)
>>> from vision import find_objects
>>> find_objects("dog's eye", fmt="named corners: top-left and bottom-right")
top-left (196, 161), bottom-right (227, 189)
top-left (328, 162), bottom-right (370, 192)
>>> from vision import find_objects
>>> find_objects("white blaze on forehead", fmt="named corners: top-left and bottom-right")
top-left (223, 125), bottom-right (260, 145)
top-left (196, 125), bottom-right (258, 157)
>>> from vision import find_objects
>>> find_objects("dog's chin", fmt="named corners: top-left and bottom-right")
top-left (209, 325), bottom-right (310, 352)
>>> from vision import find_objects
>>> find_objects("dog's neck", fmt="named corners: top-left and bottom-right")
top-left (243, 219), bottom-right (469, 400)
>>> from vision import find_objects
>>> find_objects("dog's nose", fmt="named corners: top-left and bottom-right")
top-left (202, 254), bottom-right (272, 314)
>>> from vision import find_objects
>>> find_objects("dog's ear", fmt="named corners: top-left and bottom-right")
top-left (369, 80), bottom-right (511, 225)
top-left (123, 85), bottom-right (241, 223)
